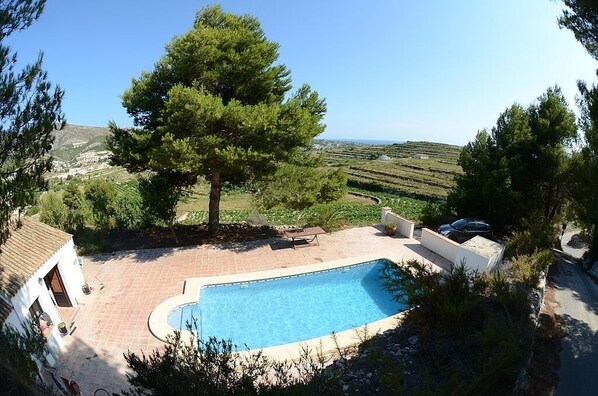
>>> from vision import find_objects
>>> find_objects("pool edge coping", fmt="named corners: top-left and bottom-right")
top-left (148, 253), bottom-right (406, 361)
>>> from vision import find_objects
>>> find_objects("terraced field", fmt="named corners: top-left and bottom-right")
top-left (322, 141), bottom-right (462, 200)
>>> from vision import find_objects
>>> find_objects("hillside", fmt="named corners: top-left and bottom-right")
top-left (50, 124), bottom-right (111, 161)
top-left (322, 141), bottom-right (463, 200)
top-left (52, 124), bottom-right (110, 149)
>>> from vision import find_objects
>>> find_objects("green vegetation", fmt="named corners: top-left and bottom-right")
top-left (559, 1), bottom-right (598, 60)
top-left (0, 315), bottom-right (49, 395)
top-left (39, 178), bottom-right (142, 232)
top-left (124, 323), bottom-right (341, 396)
top-left (0, 0), bottom-right (63, 246)
top-left (109, 5), bottom-right (328, 233)
top-left (556, 1), bottom-right (598, 260)
top-left (183, 193), bottom-right (427, 228)
top-left (49, 135), bottom-right (107, 161)
top-left (509, 250), bottom-right (554, 288)
top-left (323, 141), bottom-right (461, 200)
top-left (381, 260), bottom-right (535, 394)
top-left (254, 161), bottom-right (347, 211)
top-left (447, 87), bottom-right (576, 237)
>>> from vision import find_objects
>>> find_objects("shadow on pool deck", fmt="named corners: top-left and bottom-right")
top-left (403, 243), bottom-right (453, 272)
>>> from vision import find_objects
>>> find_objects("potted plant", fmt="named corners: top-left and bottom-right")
top-left (82, 283), bottom-right (91, 295)
top-left (385, 222), bottom-right (397, 236)
top-left (58, 322), bottom-right (68, 335)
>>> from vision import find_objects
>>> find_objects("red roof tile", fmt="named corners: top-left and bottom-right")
top-left (0, 217), bottom-right (72, 298)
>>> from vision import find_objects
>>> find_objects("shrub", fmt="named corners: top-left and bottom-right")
top-left (509, 249), bottom-right (554, 288)
top-left (420, 201), bottom-right (453, 227)
top-left (124, 321), bottom-right (341, 395)
top-left (381, 260), bottom-right (487, 336)
top-left (63, 180), bottom-right (91, 231)
top-left (247, 211), bottom-right (269, 226)
top-left (304, 204), bottom-right (346, 232)
top-left (381, 259), bottom-right (532, 394)
top-left (0, 315), bottom-right (49, 395)
top-left (504, 220), bottom-right (559, 257)
top-left (114, 193), bottom-right (142, 229)
top-left (85, 179), bottom-right (118, 230)
top-left (39, 191), bottom-right (67, 229)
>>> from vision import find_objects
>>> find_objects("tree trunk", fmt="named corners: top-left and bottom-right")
top-left (208, 172), bottom-right (222, 234)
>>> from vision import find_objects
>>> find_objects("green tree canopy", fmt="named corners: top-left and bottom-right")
top-left (254, 154), bottom-right (347, 211)
top-left (558, 0), bottom-right (598, 258)
top-left (559, 0), bottom-right (598, 61)
top-left (570, 82), bottom-right (598, 258)
top-left (108, 5), bottom-right (326, 233)
top-left (0, 0), bottom-right (63, 246)
top-left (448, 87), bottom-right (577, 235)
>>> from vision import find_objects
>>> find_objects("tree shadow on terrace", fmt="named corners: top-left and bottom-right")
top-left (73, 224), bottom-right (283, 260)
top-left (402, 243), bottom-right (453, 272)
top-left (50, 333), bottom-right (131, 395)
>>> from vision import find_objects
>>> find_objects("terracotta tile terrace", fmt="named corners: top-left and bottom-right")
top-left (53, 225), bottom-right (450, 394)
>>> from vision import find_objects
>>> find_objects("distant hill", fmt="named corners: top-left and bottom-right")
top-left (50, 124), bottom-right (111, 161)
top-left (51, 124), bottom-right (111, 150)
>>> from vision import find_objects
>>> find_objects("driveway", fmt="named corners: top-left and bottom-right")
top-left (550, 255), bottom-right (598, 396)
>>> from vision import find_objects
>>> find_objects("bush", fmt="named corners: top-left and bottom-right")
top-left (124, 321), bottom-right (341, 395)
top-left (0, 315), bottom-right (49, 395)
top-left (63, 180), bottom-right (91, 231)
top-left (304, 204), bottom-right (346, 232)
top-left (381, 259), bottom-right (532, 394)
top-left (248, 211), bottom-right (269, 226)
top-left (85, 179), bottom-right (118, 230)
top-left (114, 193), bottom-right (142, 229)
top-left (381, 260), bottom-right (487, 336)
top-left (420, 201), bottom-right (453, 227)
top-left (39, 191), bottom-right (67, 229)
top-left (504, 221), bottom-right (559, 257)
top-left (509, 249), bottom-right (554, 288)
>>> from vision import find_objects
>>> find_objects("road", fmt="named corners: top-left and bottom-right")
top-left (551, 254), bottom-right (598, 396)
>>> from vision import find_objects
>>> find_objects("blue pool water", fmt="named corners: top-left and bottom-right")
top-left (167, 259), bottom-right (405, 349)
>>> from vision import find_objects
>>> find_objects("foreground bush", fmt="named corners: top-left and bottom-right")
top-left (0, 316), bottom-right (50, 395)
top-left (381, 260), bottom-right (533, 395)
top-left (510, 249), bottom-right (554, 288)
top-left (124, 322), bottom-right (341, 396)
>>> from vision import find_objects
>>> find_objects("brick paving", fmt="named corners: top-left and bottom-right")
top-left (52, 226), bottom-right (450, 394)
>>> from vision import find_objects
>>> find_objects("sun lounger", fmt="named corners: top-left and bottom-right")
top-left (283, 227), bottom-right (326, 248)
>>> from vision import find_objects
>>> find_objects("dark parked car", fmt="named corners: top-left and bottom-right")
top-left (438, 218), bottom-right (492, 243)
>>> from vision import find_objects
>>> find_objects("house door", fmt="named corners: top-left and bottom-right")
top-left (44, 266), bottom-right (72, 307)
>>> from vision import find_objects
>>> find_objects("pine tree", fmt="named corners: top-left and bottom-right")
top-left (0, 0), bottom-right (64, 246)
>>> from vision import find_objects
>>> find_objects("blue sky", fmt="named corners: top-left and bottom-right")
top-left (7, 0), bottom-right (598, 145)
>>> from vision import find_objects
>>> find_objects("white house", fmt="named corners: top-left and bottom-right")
top-left (0, 217), bottom-right (85, 366)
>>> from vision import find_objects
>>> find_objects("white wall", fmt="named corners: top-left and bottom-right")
top-left (421, 228), bottom-right (459, 262)
top-left (4, 238), bottom-right (85, 364)
top-left (381, 207), bottom-right (415, 238)
top-left (454, 248), bottom-right (488, 272)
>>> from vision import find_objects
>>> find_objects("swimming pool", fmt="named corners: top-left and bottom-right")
top-left (166, 259), bottom-right (405, 349)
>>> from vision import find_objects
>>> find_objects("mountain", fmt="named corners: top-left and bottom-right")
top-left (51, 124), bottom-right (111, 150)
